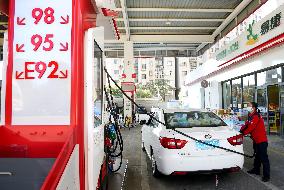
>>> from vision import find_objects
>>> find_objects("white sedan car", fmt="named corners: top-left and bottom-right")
top-left (141, 108), bottom-right (244, 177)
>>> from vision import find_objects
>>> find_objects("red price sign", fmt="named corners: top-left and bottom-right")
top-left (12, 0), bottom-right (72, 124)
top-left (16, 61), bottom-right (68, 80)
top-left (32, 7), bottom-right (55, 25)
top-left (14, 3), bottom-right (71, 80)
top-left (31, 34), bottom-right (54, 51)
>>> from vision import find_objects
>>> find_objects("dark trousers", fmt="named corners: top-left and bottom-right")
top-left (253, 142), bottom-right (270, 178)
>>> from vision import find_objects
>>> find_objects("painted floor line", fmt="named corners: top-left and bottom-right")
top-left (242, 167), bottom-right (280, 190)
top-left (121, 159), bottom-right (129, 190)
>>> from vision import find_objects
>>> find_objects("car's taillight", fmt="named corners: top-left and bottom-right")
top-left (160, 137), bottom-right (188, 149)
top-left (227, 134), bottom-right (243, 145)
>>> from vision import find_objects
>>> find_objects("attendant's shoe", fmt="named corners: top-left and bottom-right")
top-left (247, 169), bottom-right (260, 175)
top-left (262, 176), bottom-right (270, 182)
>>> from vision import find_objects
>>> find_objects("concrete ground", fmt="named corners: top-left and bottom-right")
top-left (121, 126), bottom-right (284, 190)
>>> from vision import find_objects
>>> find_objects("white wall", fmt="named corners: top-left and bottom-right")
top-left (183, 83), bottom-right (203, 109)
top-left (204, 81), bottom-right (222, 109)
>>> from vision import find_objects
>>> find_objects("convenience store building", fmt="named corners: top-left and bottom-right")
top-left (185, 3), bottom-right (284, 136)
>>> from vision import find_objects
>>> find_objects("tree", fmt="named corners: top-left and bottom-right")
top-left (110, 88), bottom-right (123, 98)
top-left (143, 79), bottom-right (174, 101)
top-left (136, 89), bottom-right (152, 98)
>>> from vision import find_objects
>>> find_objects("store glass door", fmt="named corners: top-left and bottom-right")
top-left (256, 87), bottom-right (268, 131)
top-left (267, 84), bottom-right (280, 135)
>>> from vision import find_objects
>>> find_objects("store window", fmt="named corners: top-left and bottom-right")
top-left (223, 81), bottom-right (231, 109)
top-left (222, 65), bottom-right (284, 135)
top-left (268, 68), bottom-right (282, 83)
top-left (257, 71), bottom-right (267, 86)
top-left (243, 74), bottom-right (256, 108)
top-left (232, 78), bottom-right (242, 110)
top-left (257, 68), bottom-right (282, 86)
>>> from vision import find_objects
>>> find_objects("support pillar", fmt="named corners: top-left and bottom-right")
top-left (175, 57), bottom-right (181, 100)
top-left (123, 41), bottom-right (135, 124)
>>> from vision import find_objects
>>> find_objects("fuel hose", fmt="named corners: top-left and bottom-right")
top-left (104, 84), bottom-right (124, 172)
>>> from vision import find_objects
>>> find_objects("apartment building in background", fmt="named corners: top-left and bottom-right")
top-left (105, 58), bottom-right (124, 86)
top-left (137, 58), bottom-right (155, 85)
top-left (105, 57), bottom-right (199, 96)
top-left (179, 57), bottom-right (199, 98)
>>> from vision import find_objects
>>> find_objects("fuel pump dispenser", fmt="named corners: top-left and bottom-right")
top-left (122, 41), bottom-right (136, 127)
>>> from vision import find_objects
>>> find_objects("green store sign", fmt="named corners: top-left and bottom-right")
top-left (246, 20), bottom-right (259, 45)
top-left (246, 12), bottom-right (282, 45)
top-left (216, 12), bottom-right (282, 61)
top-left (260, 12), bottom-right (281, 35)
top-left (216, 41), bottom-right (239, 61)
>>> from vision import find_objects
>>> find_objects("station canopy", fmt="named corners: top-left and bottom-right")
top-left (105, 0), bottom-right (251, 58)
top-left (0, 0), bottom-right (255, 57)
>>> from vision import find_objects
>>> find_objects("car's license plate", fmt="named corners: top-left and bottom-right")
top-left (195, 140), bottom-right (220, 150)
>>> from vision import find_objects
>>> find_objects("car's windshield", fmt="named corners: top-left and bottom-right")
top-left (165, 111), bottom-right (227, 128)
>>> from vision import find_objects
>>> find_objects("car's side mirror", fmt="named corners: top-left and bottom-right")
top-left (140, 120), bottom-right (146, 125)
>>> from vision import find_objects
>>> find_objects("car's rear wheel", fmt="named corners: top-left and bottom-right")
top-left (151, 153), bottom-right (161, 177)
